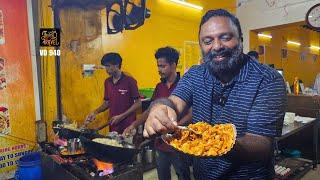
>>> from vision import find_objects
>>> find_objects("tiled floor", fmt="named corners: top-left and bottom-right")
top-left (301, 166), bottom-right (320, 180)
top-left (143, 165), bottom-right (320, 180)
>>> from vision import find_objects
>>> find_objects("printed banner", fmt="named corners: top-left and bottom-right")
top-left (0, 144), bottom-right (32, 171)
top-left (0, 0), bottom-right (37, 178)
top-left (0, 144), bottom-right (32, 179)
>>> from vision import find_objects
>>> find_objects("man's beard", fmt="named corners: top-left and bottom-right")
top-left (160, 77), bottom-right (167, 83)
top-left (159, 73), bottom-right (167, 83)
top-left (203, 43), bottom-right (244, 83)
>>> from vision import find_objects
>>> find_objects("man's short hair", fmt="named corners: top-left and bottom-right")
top-left (199, 9), bottom-right (243, 41)
top-left (155, 46), bottom-right (179, 65)
top-left (101, 52), bottom-right (122, 68)
top-left (247, 51), bottom-right (259, 59)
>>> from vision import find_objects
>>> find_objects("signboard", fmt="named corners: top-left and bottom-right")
top-left (0, 0), bottom-right (37, 178)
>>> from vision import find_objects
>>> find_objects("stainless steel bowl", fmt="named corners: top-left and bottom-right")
top-left (145, 148), bottom-right (154, 163)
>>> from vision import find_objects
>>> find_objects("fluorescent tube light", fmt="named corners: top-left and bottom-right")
top-left (287, 41), bottom-right (301, 46)
top-left (310, 45), bottom-right (320, 50)
top-left (258, 33), bottom-right (272, 38)
top-left (168, 0), bottom-right (203, 10)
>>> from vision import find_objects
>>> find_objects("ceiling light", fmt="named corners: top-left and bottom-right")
top-left (310, 45), bottom-right (320, 50)
top-left (287, 41), bottom-right (301, 46)
top-left (168, 0), bottom-right (203, 10)
top-left (258, 33), bottom-right (272, 38)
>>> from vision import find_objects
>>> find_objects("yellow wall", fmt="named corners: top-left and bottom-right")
top-left (101, 0), bottom-right (236, 88)
top-left (249, 26), bottom-right (320, 87)
top-left (41, 0), bottom-right (236, 137)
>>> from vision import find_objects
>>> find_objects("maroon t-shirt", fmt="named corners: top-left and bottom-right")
top-left (104, 73), bottom-right (139, 134)
top-left (152, 75), bottom-right (180, 152)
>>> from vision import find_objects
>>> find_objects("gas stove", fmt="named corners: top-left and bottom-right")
top-left (41, 143), bottom-right (143, 180)
top-left (60, 157), bottom-right (141, 179)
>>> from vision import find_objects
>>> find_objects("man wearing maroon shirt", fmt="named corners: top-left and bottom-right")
top-left (85, 53), bottom-right (141, 134)
top-left (123, 47), bottom-right (191, 180)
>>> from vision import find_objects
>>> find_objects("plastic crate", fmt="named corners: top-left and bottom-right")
top-left (139, 88), bottom-right (154, 99)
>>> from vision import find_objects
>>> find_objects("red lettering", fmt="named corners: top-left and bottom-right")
top-left (1, 144), bottom-right (27, 154)
top-left (0, 147), bottom-right (11, 153)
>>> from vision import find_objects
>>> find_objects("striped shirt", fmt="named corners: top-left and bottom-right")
top-left (172, 55), bottom-right (287, 179)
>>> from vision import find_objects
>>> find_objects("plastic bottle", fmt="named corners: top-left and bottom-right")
top-left (293, 77), bottom-right (300, 95)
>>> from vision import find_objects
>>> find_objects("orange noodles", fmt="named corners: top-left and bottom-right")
top-left (168, 122), bottom-right (236, 157)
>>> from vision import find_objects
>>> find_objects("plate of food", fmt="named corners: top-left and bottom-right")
top-left (162, 122), bottom-right (236, 157)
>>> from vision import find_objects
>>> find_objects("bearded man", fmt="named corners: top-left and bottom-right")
top-left (143, 9), bottom-right (287, 179)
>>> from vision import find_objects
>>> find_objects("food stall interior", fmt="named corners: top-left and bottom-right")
top-left (37, 0), bottom-right (154, 179)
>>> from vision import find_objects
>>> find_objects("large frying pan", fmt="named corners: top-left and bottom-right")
top-left (52, 121), bottom-right (111, 139)
top-left (80, 134), bottom-right (152, 163)
top-left (80, 134), bottom-right (137, 163)
top-left (52, 125), bottom-right (95, 139)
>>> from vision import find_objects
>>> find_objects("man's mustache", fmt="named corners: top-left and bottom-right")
top-left (206, 48), bottom-right (233, 61)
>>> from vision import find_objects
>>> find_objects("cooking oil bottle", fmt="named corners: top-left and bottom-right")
top-left (293, 77), bottom-right (300, 95)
